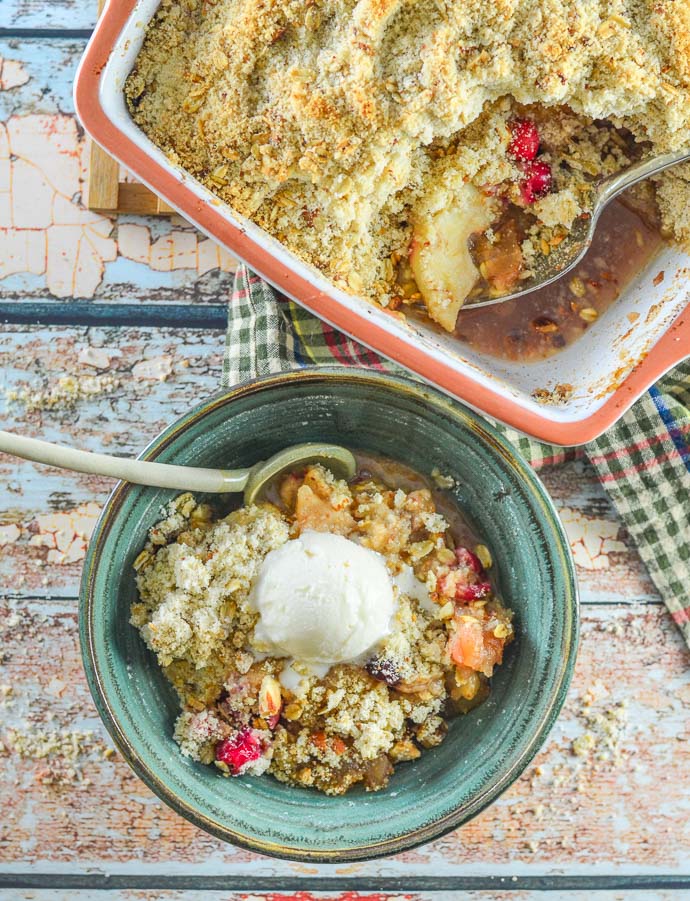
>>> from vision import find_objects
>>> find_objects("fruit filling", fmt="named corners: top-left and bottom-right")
top-left (404, 107), bottom-right (651, 329)
top-left (131, 457), bottom-right (514, 795)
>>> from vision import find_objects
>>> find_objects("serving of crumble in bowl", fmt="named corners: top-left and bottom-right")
top-left (80, 369), bottom-right (578, 860)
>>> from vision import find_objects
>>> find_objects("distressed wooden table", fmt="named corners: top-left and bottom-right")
top-left (1, 4), bottom-right (689, 899)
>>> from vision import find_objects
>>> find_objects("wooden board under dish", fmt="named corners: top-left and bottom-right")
top-left (86, 0), bottom-right (176, 217)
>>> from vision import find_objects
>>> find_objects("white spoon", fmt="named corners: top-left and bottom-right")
top-left (0, 431), bottom-right (356, 504)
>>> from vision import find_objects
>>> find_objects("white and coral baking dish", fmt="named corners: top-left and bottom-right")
top-left (74, 0), bottom-right (690, 445)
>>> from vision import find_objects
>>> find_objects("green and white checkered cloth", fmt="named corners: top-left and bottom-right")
top-left (223, 264), bottom-right (690, 648)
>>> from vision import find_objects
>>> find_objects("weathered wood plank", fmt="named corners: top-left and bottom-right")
top-left (0, 324), bottom-right (224, 594)
top-left (0, 459), bottom-right (659, 603)
top-left (0, 1), bottom-right (96, 33)
top-left (0, 301), bottom-right (229, 328)
top-left (0, 603), bottom-right (687, 875)
top-left (0, 39), bottom-right (238, 304)
top-left (87, 140), bottom-right (119, 212)
top-left (0, 324), bottom-right (660, 603)
top-left (0, 888), bottom-right (686, 899)
top-left (0, 39), bottom-right (83, 116)
top-left (539, 463), bottom-right (660, 604)
top-left (0, 325), bottom-right (224, 453)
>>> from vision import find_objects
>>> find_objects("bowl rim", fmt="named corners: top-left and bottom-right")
top-left (72, 0), bottom-right (690, 447)
top-left (79, 367), bottom-right (580, 861)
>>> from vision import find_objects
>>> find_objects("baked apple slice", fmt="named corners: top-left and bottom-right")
top-left (409, 183), bottom-right (496, 332)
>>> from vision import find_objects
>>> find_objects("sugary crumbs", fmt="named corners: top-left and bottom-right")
top-left (132, 464), bottom-right (514, 794)
top-left (532, 383), bottom-right (575, 406)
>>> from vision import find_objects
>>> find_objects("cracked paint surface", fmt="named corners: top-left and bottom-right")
top-left (131, 354), bottom-right (174, 381)
top-left (28, 501), bottom-right (101, 564)
top-left (0, 50), bottom-right (237, 302)
top-left (0, 110), bottom-right (236, 299)
top-left (117, 222), bottom-right (236, 274)
top-left (0, 523), bottom-right (21, 546)
top-left (0, 57), bottom-right (30, 92)
top-left (0, 114), bottom-right (117, 297)
top-left (559, 506), bottom-right (627, 570)
top-left (77, 346), bottom-right (119, 369)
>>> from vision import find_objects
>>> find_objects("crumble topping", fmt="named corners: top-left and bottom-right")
top-left (127, 0), bottom-right (690, 323)
top-left (131, 462), bottom-right (514, 794)
top-left (132, 499), bottom-right (289, 668)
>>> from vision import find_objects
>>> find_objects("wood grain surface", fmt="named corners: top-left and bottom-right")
top-left (1, 4), bottom-right (690, 898)
top-left (0, 37), bottom-right (236, 306)
top-left (1, 324), bottom-right (688, 895)
top-left (1, 595), bottom-right (689, 876)
top-left (4, 892), bottom-right (689, 901)
top-left (0, 326), bottom-right (661, 604)
top-left (0, 1), bottom-right (95, 32)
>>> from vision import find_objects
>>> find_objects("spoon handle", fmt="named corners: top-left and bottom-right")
top-left (599, 147), bottom-right (690, 206)
top-left (0, 430), bottom-right (248, 493)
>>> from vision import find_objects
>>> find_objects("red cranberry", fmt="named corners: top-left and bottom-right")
top-left (455, 582), bottom-right (493, 602)
top-left (215, 729), bottom-right (262, 775)
top-left (455, 546), bottom-right (483, 574)
top-left (520, 160), bottom-right (552, 204)
top-left (508, 119), bottom-right (540, 162)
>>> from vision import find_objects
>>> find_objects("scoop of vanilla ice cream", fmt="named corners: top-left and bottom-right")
top-left (251, 530), bottom-right (395, 665)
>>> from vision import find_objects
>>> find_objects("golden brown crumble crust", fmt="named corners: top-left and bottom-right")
top-left (127, 0), bottom-right (690, 306)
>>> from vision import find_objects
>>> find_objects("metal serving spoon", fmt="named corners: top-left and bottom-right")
top-left (462, 147), bottom-right (690, 311)
top-left (0, 430), bottom-right (356, 504)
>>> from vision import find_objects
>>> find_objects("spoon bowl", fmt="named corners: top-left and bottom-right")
top-left (243, 442), bottom-right (357, 503)
top-left (0, 429), bottom-right (356, 503)
top-left (462, 147), bottom-right (690, 311)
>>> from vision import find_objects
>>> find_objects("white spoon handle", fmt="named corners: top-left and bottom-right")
top-left (0, 430), bottom-right (248, 493)
top-left (598, 147), bottom-right (690, 205)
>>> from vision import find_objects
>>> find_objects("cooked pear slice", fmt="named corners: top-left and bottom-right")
top-left (409, 183), bottom-right (495, 332)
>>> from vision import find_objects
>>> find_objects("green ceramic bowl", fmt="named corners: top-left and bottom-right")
top-left (80, 368), bottom-right (578, 861)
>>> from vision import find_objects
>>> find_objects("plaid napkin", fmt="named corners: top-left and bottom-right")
top-left (223, 264), bottom-right (690, 649)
